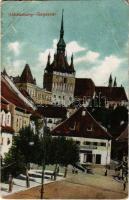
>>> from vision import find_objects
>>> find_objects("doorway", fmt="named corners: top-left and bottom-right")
top-left (96, 154), bottom-right (101, 164)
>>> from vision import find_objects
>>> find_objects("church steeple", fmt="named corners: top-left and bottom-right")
top-left (60, 9), bottom-right (64, 39)
top-left (57, 10), bottom-right (66, 54)
top-left (20, 64), bottom-right (36, 85)
top-left (108, 74), bottom-right (112, 87)
top-left (71, 54), bottom-right (73, 66)
top-left (113, 77), bottom-right (117, 87)
top-left (3, 68), bottom-right (8, 76)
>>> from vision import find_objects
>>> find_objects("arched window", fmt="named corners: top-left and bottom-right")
top-left (53, 82), bottom-right (55, 89)
top-left (6, 112), bottom-right (11, 126)
top-left (17, 118), bottom-right (19, 127)
top-left (1, 111), bottom-right (5, 126)
top-left (7, 138), bottom-right (11, 145)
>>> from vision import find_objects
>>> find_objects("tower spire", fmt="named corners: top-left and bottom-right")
top-left (113, 77), bottom-right (117, 87)
top-left (71, 53), bottom-right (73, 65)
top-left (47, 52), bottom-right (51, 65)
top-left (60, 9), bottom-right (64, 39)
top-left (57, 10), bottom-right (66, 54)
top-left (3, 68), bottom-right (8, 76)
top-left (108, 74), bottom-right (112, 87)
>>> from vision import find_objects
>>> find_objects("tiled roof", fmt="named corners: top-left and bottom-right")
top-left (52, 107), bottom-right (112, 139)
top-left (19, 88), bottom-right (35, 103)
top-left (11, 76), bottom-right (21, 83)
top-left (30, 110), bottom-right (43, 119)
top-left (74, 78), bottom-right (95, 98)
top-left (1, 126), bottom-right (14, 133)
top-left (95, 86), bottom-right (128, 102)
top-left (20, 64), bottom-right (36, 84)
top-left (37, 105), bottom-right (67, 118)
top-left (1, 77), bottom-right (33, 113)
top-left (116, 126), bottom-right (128, 142)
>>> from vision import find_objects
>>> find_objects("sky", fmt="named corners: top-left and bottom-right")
top-left (1, 0), bottom-right (129, 94)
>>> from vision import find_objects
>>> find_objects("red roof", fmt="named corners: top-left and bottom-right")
top-left (11, 75), bottom-right (20, 83)
top-left (52, 107), bottom-right (112, 139)
top-left (37, 105), bottom-right (67, 118)
top-left (1, 102), bottom-right (8, 112)
top-left (20, 64), bottom-right (35, 84)
top-left (116, 126), bottom-right (128, 142)
top-left (1, 126), bottom-right (14, 133)
top-left (1, 77), bottom-right (33, 113)
top-left (19, 88), bottom-right (35, 103)
top-left (74, 78), bottom-right (95, 98)
top-left (95, 86), bottom-right (128, 102)
top-left (30, 110), bottom-right (43, 119)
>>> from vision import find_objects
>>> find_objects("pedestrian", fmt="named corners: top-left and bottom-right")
top-left (104, 169), bottom-right (107, 176)
top-left (8, 174), bottom-right (13, 192)
top-left (57, 166), bottom-right (59, 174)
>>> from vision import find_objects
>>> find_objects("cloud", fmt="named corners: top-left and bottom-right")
top-left (37, 38), bottom-right (125, 88)
top-left (38, 39), bottom-right (57, 68)
top-left (66, 41), bottom-right (86, 56)
top-left (74, 50), bottom-right (100, 64)
top-left (8, 41), bottom-right (21, 56)
top-left (38, 39), bottom-right (86, 67)
top-left (77, 55), bottom-right (124, 85)
top-left (5, 57), bottom-right (26, 76)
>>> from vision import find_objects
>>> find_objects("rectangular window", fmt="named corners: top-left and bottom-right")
top-left (64, 78), bottom-right (67, 84)
top-left (76, 141), bottom-right (80, 145)
top-left (83, 154), bottom-right (87, 163)
top-left (100, 142), bottom-right (106, 147)
top-left (7, 138), bottom-right (11, 145)
top-left (83, 141), bottom-right (91, 145)
top-left (1, 137), bottom-right (3, 145)
top-left (96, 154), bottom-right (101, 164)
top-left (86, 153), bottom-right (92, 163)
top-left (17, 118), bottom-right (19, 127)
top-left (93, 142), bottom-right (98, 146)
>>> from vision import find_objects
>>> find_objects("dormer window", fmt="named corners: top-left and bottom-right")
top-left (82, 110), bottom-right (86, 116)
top-left (87, 125), bottom-right (93, 132)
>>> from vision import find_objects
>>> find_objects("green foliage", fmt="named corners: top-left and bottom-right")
top-left (2, 126), bottom-right (79, 181)
top-left (109, 106), bottom-right (128, 136)
top-left (90, 105), bottom-right (128, 137)
top-left (2, 141), bottom-right (25, 181)
top-left (2, 126), bottom-right (41, 180)
top-left (47, 136), bottom-right (79, 167)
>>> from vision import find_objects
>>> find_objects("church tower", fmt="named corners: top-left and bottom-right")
top-left (43, 10), bottom-right (76, 106)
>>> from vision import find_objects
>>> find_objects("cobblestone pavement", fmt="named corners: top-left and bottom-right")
top-left (1, 169), bottom-right (64, 198)
top-left (3, 166), bottom-right (128, 199)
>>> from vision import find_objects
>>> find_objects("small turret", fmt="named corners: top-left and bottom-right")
top-left (70, 54), bottom-right (75, 73)
top-left (108, 74), bottom-right (112, 87)
top-left (3, 68), bottom-right (8, 76)
top-left (47, 52), bottom-right (51, 65)
top-left (113, 77), bottom-right (117, 87)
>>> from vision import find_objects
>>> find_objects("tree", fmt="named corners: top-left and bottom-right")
top-left (2, 144), bottom-right (25, 181)
top-left (47, 137), bottom-right (79, 178)
top-left (3, 126), bottom-right (41, 185)
top-left (59, 137), bottom-right (79, 177)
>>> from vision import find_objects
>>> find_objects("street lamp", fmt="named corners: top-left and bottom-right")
top-left (26, 141), bottom-right (34, 188)
top-left (105, 139), bottom-right (110, 176)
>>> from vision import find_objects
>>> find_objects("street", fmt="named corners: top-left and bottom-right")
top-left (3, 166), bottom-right (128, 199)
